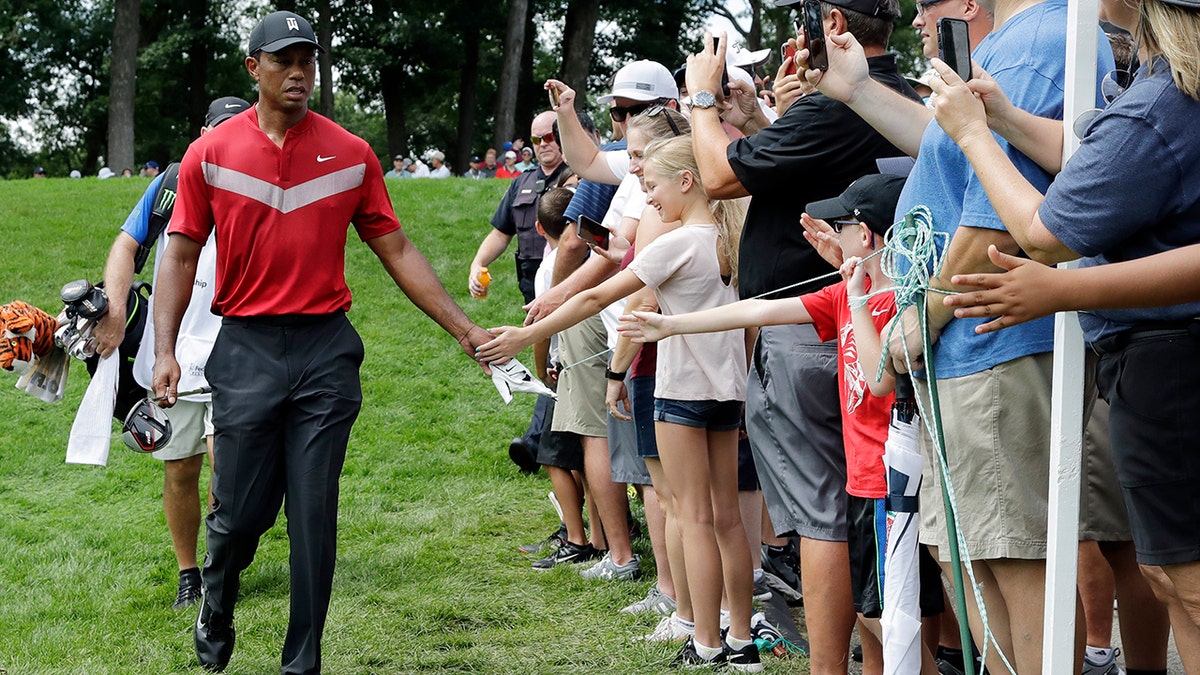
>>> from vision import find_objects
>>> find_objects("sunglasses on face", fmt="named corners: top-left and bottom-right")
top-left (610, 102), bottom-right (653, 123)
top-left (531, 131), bottom-right (557, 146)
top-left (830, 219), bottom-right (861, 234)
top-left (916, 0), bottom-right (949, 15)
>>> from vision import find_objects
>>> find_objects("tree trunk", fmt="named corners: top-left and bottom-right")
top-left (455, 0), bottom-right (482, 173)
top-left (106, 0), bottom-right (139, 173)
top-left (317, 0), bottom-right (334, 118)
top-left (560, 0), bottom-right (600, 92)
top-left (747, 0), bottom-right (763, 50)
top-left (493, 0), bottom-right (527, 150)
top-left (380, 62), bottom-right (409, 159)
top-left (513, 0), bottom-right (537, 142)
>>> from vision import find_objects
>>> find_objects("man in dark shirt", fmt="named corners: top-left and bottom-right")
top-left (685, 2), bottom-right (920, 671)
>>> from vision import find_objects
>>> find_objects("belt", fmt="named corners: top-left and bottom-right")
top-left (1092, 318), bottom-right (1200, 355)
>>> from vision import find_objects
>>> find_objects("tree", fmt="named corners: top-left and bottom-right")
top-left (493, 0), bottom-right (527, 150)
top-left (107, 0), bottom-right (138, 173)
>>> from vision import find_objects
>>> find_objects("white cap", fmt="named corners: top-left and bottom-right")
top-left (727, 45), bottom-right (771, 69)
top-left (727, 65), bottom-right (756, 93)
top-left (98, 167), bottom-right (115, 180)
top-left (429, 150), bottom-right (445, 162)
top-left (598, 60), bottom-right (679, 104)
top-left (505, 150), bottom-right (517, 159)
top-left (69, 170), bottom-right (82, 179)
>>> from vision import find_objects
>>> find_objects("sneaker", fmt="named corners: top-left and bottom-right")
top-left (194, 600), bottom-right (235, 672)
top-left (531, 540), bottom-right (598, 570)
top-left (674, 637), bottom-right (728, 670)
top-left (724, 639), bottom-right (765, 672)
top-left (749, 612), bottom-right (782, 650)
top-left (621, 586), bottom-right (678, 615)
top-left (519, 523), bottom-right (566, 554)
top-left (173, 570), bottom-right (203, 610)
top-left (581, 551), bottom-right (641, 581)
top-left (508, 437), bottom-right (540, 474)
top-left (1083, 647), bottom-right (1123, 675)
top-left (761, 541), bottom-right (803, 605)
top-left (752, 575), bottom-right (772, 602)
top-left (936, 658), bottom-right (966, 675)
top-left (637, 613), bottom-right (694, 642)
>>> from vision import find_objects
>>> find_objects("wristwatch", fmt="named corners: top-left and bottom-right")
top-left (691, 90), bottom-right (717, 109)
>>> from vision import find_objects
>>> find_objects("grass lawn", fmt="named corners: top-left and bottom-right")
top-left (0, 177), bottom-right (815, 674)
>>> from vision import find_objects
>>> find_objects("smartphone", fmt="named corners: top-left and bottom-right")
top-left (576, 214), bottom-right (610, 250)
top-left (781, 43), bottom-right (797, 77)
top-left (548, 86), bottom-right (560, 108)
top-left (937, 17), bottom-right (972, 81)
top-left (802, 0), bottom-right (827, 71)
top-left (712, 36), bottom-right (731, 97)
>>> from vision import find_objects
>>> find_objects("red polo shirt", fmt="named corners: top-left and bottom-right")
top-left (170, 106), bottom-right (401, 317)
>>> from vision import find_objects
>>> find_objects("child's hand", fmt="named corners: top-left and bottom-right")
top-left (840, 256), bottom-right (866, 297)
top-left (617, 311), bottom-right (671, 343)
top-left (475, 326), bottom-right (529, 363)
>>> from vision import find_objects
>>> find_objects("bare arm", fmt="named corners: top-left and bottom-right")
top-left (477, 269), bottom-right (645, 362)
top-left (843, 259), bottom-right (895, 397)
top-left (546, 79), bottom-right (621, 185)
top-left (151, 233), bottom-right (202, 404)
top-left (803, 32), bottom-right (931, 158)
top-left (95, 232), bottom-right (140, 358)
top-left (927, 62), bottom-right (1078, 264)
top-left (469, 228), bottom-right (513, 297)
top-left (960, 62), bottom-right (1066, 175)
top-left (524, 231), bottom-right (619, 324)
top-left (605, 285), bottom-right (656, 420)
top-left (368, 230), bottom-right (493, 366)
top-left (619, 297), bottom-right (813, 343)
top-left (685, 34), bottom-right (751, 200)
top-left (945, 244), bottom-right (1200, 333)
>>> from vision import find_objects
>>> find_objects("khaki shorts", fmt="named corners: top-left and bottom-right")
top-left (919, 353), bottom-right (1053, 561)
top-left (151, 398), bottom-right (213, 461)
top-left (551, 315), bottom-right (607, 438)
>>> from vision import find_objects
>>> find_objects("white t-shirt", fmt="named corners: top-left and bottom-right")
top-left (628, 224), bottom-right (745, 401)
top-left (605, 151), bottom-right (632, 181)
top-left (534, 247), bottom-right (560, 366)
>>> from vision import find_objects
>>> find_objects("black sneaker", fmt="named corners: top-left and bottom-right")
top-left (508, 437), bottom-right (540, 474)
top-left (194, 600), bottom-right (235, 672)
top-left (531, 540), bottom-right (598, 570)
top-left (673, 637), bottom-right (728, 670)
top-left (724, 638), bottom-right (765, 672)
top-left (761, 540), bottom-right (803, 605)
top-left (173, 568), bottom-right (203, 609)
top-left (518, 523), bottom-right (566, 554)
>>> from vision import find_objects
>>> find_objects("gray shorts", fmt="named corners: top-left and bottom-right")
top-left (151, 398), bottom-right (212, 461)
top-left (607, 386), bottom-right (650, 485)
top-left (746, 324), bottom-right (847, 541)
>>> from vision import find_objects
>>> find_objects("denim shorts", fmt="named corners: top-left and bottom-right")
top-left (653, 397), bottom-right (742, 431)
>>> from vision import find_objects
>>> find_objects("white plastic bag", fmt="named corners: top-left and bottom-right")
top-left (66, 353), bottom-right (119, 466)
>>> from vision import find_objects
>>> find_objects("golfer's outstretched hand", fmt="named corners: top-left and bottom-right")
top-left (476, 325), bottom-right (532, 364)
top-left (460, 325), bottom-right (497, 373)
top-left (152, 353), bottom-right (181, 407)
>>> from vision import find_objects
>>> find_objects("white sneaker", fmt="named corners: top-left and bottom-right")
top-left (620, 586), bottom-right (677, 615)
top-left (636, 612), bottom-right (694, 642)
top-left (1082, 647), bottom-right (1124, 675)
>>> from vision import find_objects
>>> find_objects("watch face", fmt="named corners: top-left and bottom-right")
top-left (693, 91), bottom-right (716, 108)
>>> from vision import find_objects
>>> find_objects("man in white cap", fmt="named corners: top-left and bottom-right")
top-left (428, 150), bottom-right (450, 178)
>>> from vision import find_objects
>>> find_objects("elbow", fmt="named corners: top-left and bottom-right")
top-left (702, 172), bottom-right (741, 200)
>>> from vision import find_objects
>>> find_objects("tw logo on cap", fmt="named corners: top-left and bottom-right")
top-left (286, 17), bottom-right (299, 31)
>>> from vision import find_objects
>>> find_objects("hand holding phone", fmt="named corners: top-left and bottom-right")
top-left (781, 43), bottom-right (797, 77)
top-left (937, 17), bottom-right (972, 82)
top-left (548, 86), bottom-right (560, 108)
top-left (576, 215), bottom-right (610, 251)
top-left (802, 0), bottom-right (828, 72)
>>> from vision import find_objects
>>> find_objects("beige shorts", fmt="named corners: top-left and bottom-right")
top-left (550, 315), bottom-right (607, 438)
top-left (919, 353), bottom-right (1054, 561)
top-left (151, 398), bottom-right (213, 461)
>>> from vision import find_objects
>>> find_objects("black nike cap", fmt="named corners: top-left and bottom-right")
top-left (205, 96), bottom-right (251, 128)
top-left (247, 11), bottom-right (322, 56)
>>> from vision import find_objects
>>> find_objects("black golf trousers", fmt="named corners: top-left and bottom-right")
top-left (201, 312), bottom-right (364, 675)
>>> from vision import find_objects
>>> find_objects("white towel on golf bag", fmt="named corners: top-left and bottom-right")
top-left (490, 359), bottom-right (556, 404)
top-left (66, 353), bottom-right (118, 466)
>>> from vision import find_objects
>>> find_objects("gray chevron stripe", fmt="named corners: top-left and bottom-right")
top-left (201, 162), bottom-right (366, 214)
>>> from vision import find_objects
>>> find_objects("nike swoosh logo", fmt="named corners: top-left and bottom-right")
top-left (224, 103), bottom-right (242, 109)
top-left (316, 155), bottom-right (336, 163)
top-left (872, 308), bottom-right (888, 317)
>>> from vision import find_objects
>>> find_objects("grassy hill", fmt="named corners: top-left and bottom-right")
top-left (0, 177), bottom-right (814, 674)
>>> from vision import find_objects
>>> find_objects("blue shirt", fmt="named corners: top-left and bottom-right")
top-left (120, 173), bottom-right (166, 244)
top-left (1041, 57), bottom-right (1200, 340)
top-left (895, 0), bottom-right (1113, 378)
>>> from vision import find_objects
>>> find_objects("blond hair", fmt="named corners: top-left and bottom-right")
top-left (1140, 0), bottom-right (1200, 99)
top-left (626, 106), bottom-right (691, 141)
top-left (642, 136), bottom-right (748, 287)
